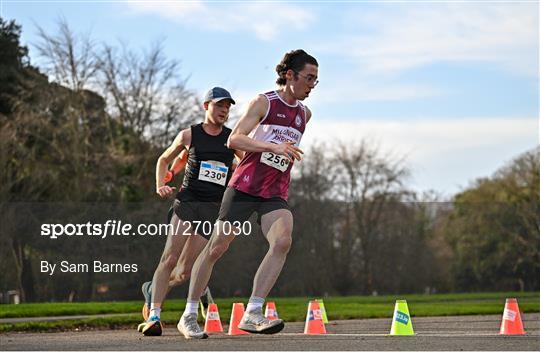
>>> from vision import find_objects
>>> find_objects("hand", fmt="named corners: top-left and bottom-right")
top-left (271, 141), bottom-right (304, 162)
top-left (156, 185), bottom-right (176, 198)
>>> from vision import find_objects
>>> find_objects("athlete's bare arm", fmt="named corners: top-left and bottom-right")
top-left (228, 95), bottom-right (303, 162)
top-left (305, 106), bottom-right (312, 123)
top-left (169, 149), bottom-right (189, 176)
top-left (156, 128), bottom-right (192, 198)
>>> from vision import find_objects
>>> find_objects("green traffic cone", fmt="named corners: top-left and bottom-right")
top-left (317, 299), bottom-right (329, 324)
top-left (390, 300), bottom-right (415, 335)
top-left (199, 301), bottom-right (206, 320)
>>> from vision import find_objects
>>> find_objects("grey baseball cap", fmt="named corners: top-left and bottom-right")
top-left (203, 87), bottom-right (236, 104)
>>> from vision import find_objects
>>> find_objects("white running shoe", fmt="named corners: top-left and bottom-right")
top-left (238, 307), bottom-right (284, 334)
top-left (177, 313), bottom-right (208, 339)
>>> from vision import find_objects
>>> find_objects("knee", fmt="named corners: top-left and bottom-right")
top-left (208, 242), bottom-right (229, 262)
top-left (270, 235), bottom-right (292, 255)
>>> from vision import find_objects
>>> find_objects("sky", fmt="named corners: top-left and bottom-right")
top-left (3, 0), bottom-right (539, 197)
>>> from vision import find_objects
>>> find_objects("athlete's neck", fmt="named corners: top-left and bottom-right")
top-left (202, 121), bottom-right (223, 136)
top-left (276, 88), bottom-right (298, 106)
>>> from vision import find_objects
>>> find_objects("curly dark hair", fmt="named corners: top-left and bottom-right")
top-left (275, 49), bottom-right (318, 86)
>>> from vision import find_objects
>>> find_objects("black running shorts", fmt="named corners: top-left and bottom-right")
top-left (218, 187), bottom-right (290, 223)
top-left (168, 199), bottom-right (220, 240)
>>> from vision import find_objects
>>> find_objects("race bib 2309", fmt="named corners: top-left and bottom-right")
top-left (198, 160), bottom-right (228, 186)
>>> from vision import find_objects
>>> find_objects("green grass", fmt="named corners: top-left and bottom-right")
top-left (1, 292), bottom-right (539, 333)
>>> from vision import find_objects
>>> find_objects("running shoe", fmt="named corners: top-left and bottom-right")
top-left (141, 281), bottom-right (152, 321)
top-left (238, 307), bottom-right (284, 334)
top-left (141, 315), bottom-right (163, 336)
top-left (177, 313), bottom-right (208, 339)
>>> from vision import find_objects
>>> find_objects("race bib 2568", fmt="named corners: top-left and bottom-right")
top-left (260, 151), bottom-right (290, 172)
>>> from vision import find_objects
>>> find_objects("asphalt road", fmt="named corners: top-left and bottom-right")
top-left (2, 314), bottom-right (539, 351)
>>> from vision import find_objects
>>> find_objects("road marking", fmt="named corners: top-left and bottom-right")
top-left (278, 333), bottom-right (507, 337)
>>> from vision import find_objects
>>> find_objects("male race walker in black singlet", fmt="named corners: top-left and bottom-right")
top-left (139, 87), bottom-right (241, 337)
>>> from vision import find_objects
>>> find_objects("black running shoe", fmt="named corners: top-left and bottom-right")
top-left (141, 316), bottom-right (163, 336)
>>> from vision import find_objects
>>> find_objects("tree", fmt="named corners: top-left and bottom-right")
top-left (34, 17), bottom-right (97, 91)
top-left (286, 142), bottom-right (441, 296)
top-left (446, 147), bottom-right (540, 291)
top-left (331, 141), bottom-right (410, 294)
top-left (96, 41), bottom-right (203, 147)
top-left (34, 18), bottom-right (202, 149)
top-left (0, 17), bottom-right (29, 115)
top-left (286, 143), bottom-right (340, 295)
top-left (1, 19), bottom-right (168, 301)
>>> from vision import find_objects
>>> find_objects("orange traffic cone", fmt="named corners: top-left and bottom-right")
top-left (500, 298), bottom-right (526, 335)
top-left (265, 301), bottom-right (279, 320)
top-left (204, 303), bottom-right (223, 334)
top-left (228, 302), bottom-right (249, 335)
top-left (304, 300), bottom-right (326, 334)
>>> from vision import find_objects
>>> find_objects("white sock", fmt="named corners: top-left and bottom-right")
top-left (183, 300), bottom-right (199, 316)
top-left (246, 296), bottom-right (265, 312)
top-left (149, 305), bottom-right (161, 319)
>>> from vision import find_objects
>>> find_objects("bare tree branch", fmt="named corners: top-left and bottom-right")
top-left (34, 17), bottom-right (97, 91)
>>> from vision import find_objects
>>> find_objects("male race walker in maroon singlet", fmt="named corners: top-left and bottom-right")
top-left (177, 49), bottom-right (319, 339)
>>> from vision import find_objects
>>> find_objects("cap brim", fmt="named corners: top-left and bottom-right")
top-left (212, 97), bottom-right (236, 104)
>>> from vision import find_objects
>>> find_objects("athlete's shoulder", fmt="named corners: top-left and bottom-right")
top-left (262, 90), bottom-right (279, 100)
top-left (258, 90), bottom-right (284, 105)
top-left (244, 94), bottom-right (270, 121)
top-left (303, 104), bottom-right (312, 123)
top-left (255, 92), bottom-right (272, 103)
top-left (173, 127), bottom-right (192, 147)
top-left (182, 127), bottom-right (193, 141)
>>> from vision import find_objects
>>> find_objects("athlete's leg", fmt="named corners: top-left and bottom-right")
top-left (179, 189), bottom-right (254, 339)
top-left (251, 209), bottom-right (293, 298)
top-left (186, 221), bottom-right (237, 302)
top-left (140, 214), bottom-right (192, 336)
top-left (177, 222), bottom-right (236, 339)
top-left (237, 208), bottom-right (291, 334)
top-left (186, 190), bottom-right (251, 302)
top-left (169, 233), bottom-right (208, 287)
top-left (150, 213), bottom-right (192, 309)
top-left (170, 202), bottom-right (219, 315)
top-left (142, 219), bottom-right (206, 322)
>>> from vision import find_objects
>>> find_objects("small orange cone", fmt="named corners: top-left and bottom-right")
top-left (265, 301), bottom-right (279, 320)
top-left (228, 302), bottom-right (249, 335)
top-left (500, 298), bottom-right (526, 335)
top-left (204, 303), bottom-right (223, 334)
top-left (304, 300), bottom-right (326, 334)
